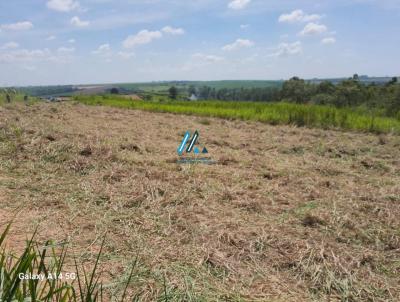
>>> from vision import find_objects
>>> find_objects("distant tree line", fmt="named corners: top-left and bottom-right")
top-left (17, 85), bottom-right (77, 97)
top-left (280, 76), bottom-right (400, 118)
top-left (194, 85), bottom-right (280, 102)
top-left (187, 76), bottom-right (400, 118)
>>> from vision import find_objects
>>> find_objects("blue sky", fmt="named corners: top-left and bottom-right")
top-left (0, 0), bottom-right (399, 86)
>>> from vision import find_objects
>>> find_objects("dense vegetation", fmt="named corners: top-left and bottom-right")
top-left (5, 77), bottom-right (399, 120)
top-left (3, 76), bottom-right (399, 130)
top-left (194, 85), bottom-right (280, 102)
top-left (74, 96), bottom-right (400, 134)
top-left (17, 85), bottom-right (77, 97)
top-left (192, 76), bottom-right (400, 119)
top-left (279, 76), bottom-right (400, 118)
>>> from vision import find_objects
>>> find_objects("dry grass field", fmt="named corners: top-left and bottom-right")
top-left (1, 102), bottom-right (400, 301)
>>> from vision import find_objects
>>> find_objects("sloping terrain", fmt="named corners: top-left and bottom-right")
top-left (0, 102), bottom-right (399, 301)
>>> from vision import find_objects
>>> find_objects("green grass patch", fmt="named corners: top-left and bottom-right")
top-left (0, 223), bottom-right (203, 301)
top-left (74, 96), bottom-right (400, 134)
top-left (0, 223), bottom-right (107, 301)
top-left (0, 92), bottom-right (36, 105)
top-left (115, 80), bottom-right (282, 92)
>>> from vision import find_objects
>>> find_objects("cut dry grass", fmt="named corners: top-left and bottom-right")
top-left (0, 102), bottom-right (400, 301)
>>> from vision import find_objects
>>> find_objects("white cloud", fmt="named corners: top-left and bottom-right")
top-left (70, 16), bottom-right (90, 27)
top-left (0, 45), bottom-right (75, 65)
top-left (222, 39), bottom-right (254, 51)
top-left (228, 0), bottom-right (251, 10)
top-left (192, 53), bottom-right (224, 63)
top-left (46, 35), bottom-right (56, 41)
top-left (162, 26), bottom-right (185, 35)
top-left (68, 39), bottom-right (76, 43)
top-left (299, 22), bottom-right (327, 36)
top-left (92, 43), bottom-right (111, 55)
top-left (183, 53), bottom-right (225, 71)
top-left (91, 44), bottom-right (135, 60)
top-left (47, 0), bottom-right (80, 12)
top-left (57, 47), bottom-right (75, 53)
top-left (269, 41), bottom-right (302, 57)
top-left (279, 10), bottom-right (322, 23)
top-left (0, 42), bottom-right (19, 50)
top-left (98, 44), bottom-right (110, 52)
top-left (0, 48), bottom-right (51, 63)
top-left (321, 37), bottom-right (336, 44)
top-left (117, 51), bottom-right (135, 59)
top-left (123, 30), bottom-right (162, 48)
top-left (240, 24), bottom-right (250, 29)
top-left (1, 21), bottom-right (33, 31)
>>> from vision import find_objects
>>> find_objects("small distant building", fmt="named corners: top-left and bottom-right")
top-left (189, 94), bottom-right (198, 101)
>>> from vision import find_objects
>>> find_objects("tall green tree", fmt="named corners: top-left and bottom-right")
top-left (280, 77), bottom-right (311, 104)
top-left (110, 88), bottom-right (119, 94)
top-left (318, 81), bottom-right (335, 94)
top-left (389, 77), bottom-right (398, 85)
top-left (169, 86), bottom-right (178, 99)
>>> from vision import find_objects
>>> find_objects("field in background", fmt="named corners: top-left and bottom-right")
top-left (75, 95), bottom-right (400, 134)
top-left (117, 80), bottom-right (283, 91)
top-left (9, 77), bottom-right (396, 98)
top-left (10, 80), bottom-right (283, 98)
